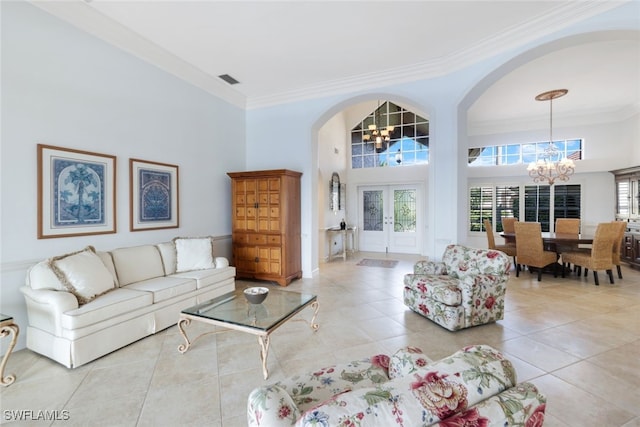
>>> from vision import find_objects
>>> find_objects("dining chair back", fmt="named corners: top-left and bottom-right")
top-left (611, 221), bottom-right (627, 279)
top-left (513, 221), bottom-right (558, 281)
top-left (501, 217), bottom-right (517, 233)
top-left (561, 222), bottom-right (618, 285)
top-left (483, 219), bottom-right (517, 265)
top-left (553, 218), bottom-right (581, 256)
top-left (555, 218), bottom-right (580, 234)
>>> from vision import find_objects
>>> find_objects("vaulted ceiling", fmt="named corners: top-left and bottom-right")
top-left (31, 1), bottom-right (639, 129)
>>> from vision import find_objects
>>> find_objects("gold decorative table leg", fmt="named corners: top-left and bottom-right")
top-left (0, 323), bottom-right (19, 386)
top-left (257, 335), bottom-right (270, 380)
top-left (177, 317), bottom-right (192, 354)
top-left (309, 301), bottom-right (320, 331)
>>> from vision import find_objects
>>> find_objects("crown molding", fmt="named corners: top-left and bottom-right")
top-left (30, 0), bottom-right (628, 111)
top-left (246, 1), bottom-right (628, 109)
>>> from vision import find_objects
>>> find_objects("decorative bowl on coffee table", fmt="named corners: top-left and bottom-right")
top-left (243, 287), bottom-right (269, 304)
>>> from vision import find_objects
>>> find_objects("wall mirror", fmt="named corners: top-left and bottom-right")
top-left (330, 172), bottom-right (341, 212)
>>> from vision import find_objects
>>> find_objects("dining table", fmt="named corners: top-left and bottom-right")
top-left (500, 232), bottom-right (594, 246)
top-left (500, 231), bottom-right (594, 275)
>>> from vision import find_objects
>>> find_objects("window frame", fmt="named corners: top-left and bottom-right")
top-left (468, 139), bottom-right (583, 167)
top-left (351, 102), bottom-right (429, 169)
top-left (468, 183), bottom-right (581, 233)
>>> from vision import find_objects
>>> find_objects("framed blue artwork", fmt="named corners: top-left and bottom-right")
top-left (38, 144), bottom-right (117, 238)
top-left (129, 158), bottom-right (179, 231)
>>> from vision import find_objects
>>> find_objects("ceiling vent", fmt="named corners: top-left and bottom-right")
top-left (218, 74), bottom-right (240, 85)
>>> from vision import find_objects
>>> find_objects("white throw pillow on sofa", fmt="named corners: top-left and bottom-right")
top-left (27, 260), bottom-right (67, 291)
top-left (173, 237), bottom-right (215, 272)
top-left (49, 246), bottom-right (116, 305)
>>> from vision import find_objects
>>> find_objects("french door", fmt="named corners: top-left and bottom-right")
top-left (358, 185), bottom-right (421, 253)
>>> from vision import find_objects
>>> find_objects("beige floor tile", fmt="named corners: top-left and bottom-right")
top-left (586, 340), bottom-right (640, 385)
top-left (554, 360), bottom-right (640, 416)
top-left (528, 325), bottom-right (624, 359)
top-left (55, 393), bottom-right (145, 427)
top-left (0, 373), bottom-right (84, 418)
top-left (219, 368), bottom-right (268, 419)
top-left (541, 413), bottom-right (573, 426)
top-left (65, 359), bottom-right (156, 409)
top-left (352, 316), bottom-right (407, 341)
top-left (531, 374), bottom-right (636, 426)
top-left (496, 336), bottom-right (581, 372)
top-left (137, 377), bottom-right (221, 427)
top-left (622, 417), bottom-right (640, 427)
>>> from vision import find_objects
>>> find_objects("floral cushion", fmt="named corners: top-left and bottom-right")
top-left (413, 260), bottom-right (447, 275)
top-left (441, 245), bottom-right (511, 281)
top-left (433, 382), bottom-right (546, 427)
top-left (403, 275), bottom-right (462, 305)
top-left (388, 346), bottom-right (432, 379)
top-left (247, 345), bottom-right (546, 427)
top-left (248, 354), bottom-right (391, 426)
top-left (294, 345), bottom-right (543, 427)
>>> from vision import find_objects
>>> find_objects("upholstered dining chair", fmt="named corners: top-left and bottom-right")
top-left (501, 217), bottom-right (517, 234)
top-left (611, 221), bottom-right (627, 279)
top-left (561, 222), bottom-right (619, 286)
top-left (555, 218), bottom-right (580, 234)
top-left (514, 221), bottom-right (558, 281)
top-left (553, 218), bottom-right (581, 260)
top-left (484, 219), bottom-right (517, 268)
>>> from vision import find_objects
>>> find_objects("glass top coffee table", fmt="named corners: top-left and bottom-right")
top-left (178, 287), bottom-right (319, 379)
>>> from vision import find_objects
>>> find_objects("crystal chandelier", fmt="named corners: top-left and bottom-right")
top-left (527, 89), bottom-right (574, 185)
top-left (363, 101), bottom-right (394, 152)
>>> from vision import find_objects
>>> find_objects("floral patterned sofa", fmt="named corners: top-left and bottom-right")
top-left (247, 345), bottom-right (546, 426)
top-left (403, 244), bottom-right (511, 331)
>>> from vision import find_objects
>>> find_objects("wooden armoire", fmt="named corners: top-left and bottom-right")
top-left (227, 169), bottom-right (302, 286)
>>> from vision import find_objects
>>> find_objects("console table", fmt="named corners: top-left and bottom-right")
top-left (0, 314), bottom-right (19, 386)
top-left (326, 227), bottom-right (358, 261)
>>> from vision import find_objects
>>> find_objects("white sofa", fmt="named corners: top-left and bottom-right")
top-left (20, 238), bottom-right (235, 368)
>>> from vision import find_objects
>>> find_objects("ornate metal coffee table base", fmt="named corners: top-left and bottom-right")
top-left (0, 317), bottom-right (19, 387)
top-left (178, 300), bottom-right (319, 379)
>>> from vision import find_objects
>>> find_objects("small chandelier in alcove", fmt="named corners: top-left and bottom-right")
top-left (363, 101), bottom-right (394, 152)
top-left (527, 89), bottom-right (575, 185)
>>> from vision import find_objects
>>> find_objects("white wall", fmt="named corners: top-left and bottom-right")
top-left (0, 2), bottom-right (246, 350)
top-left (317, 112), bottom-right (348, 261)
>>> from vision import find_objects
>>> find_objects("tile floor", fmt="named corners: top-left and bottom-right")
top-left (1, 252), bottom-right (639, 426)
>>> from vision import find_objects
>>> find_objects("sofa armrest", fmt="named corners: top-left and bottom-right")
top-left (247, 384), bottom-right (300, 426)
top-left (214, 257), bottom-right (229, 269)
top-left (20, 286), bottom-right (78, 336)
top-left (413, 260), bottom-right (447, 275)
top-left (439, 382), bottom-right (546, 427)
top-left (457, 274), bottom-right (508, 327)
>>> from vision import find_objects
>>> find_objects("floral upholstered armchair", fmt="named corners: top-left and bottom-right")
top-left (247, 345), bottom-right (546, 426)
top-left (404, 244), bottom-right (511, 331)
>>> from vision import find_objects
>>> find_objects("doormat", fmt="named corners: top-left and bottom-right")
top-left (356, 259), bottom-right (399, 268)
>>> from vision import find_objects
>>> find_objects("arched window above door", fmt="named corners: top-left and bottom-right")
top-left (351, 101), bottom-right (429, 169)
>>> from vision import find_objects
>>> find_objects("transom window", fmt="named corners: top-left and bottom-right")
top-left (468, 139), bottom-right (582, 166)
top-left (351, 101), bottom-right (429, 168)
